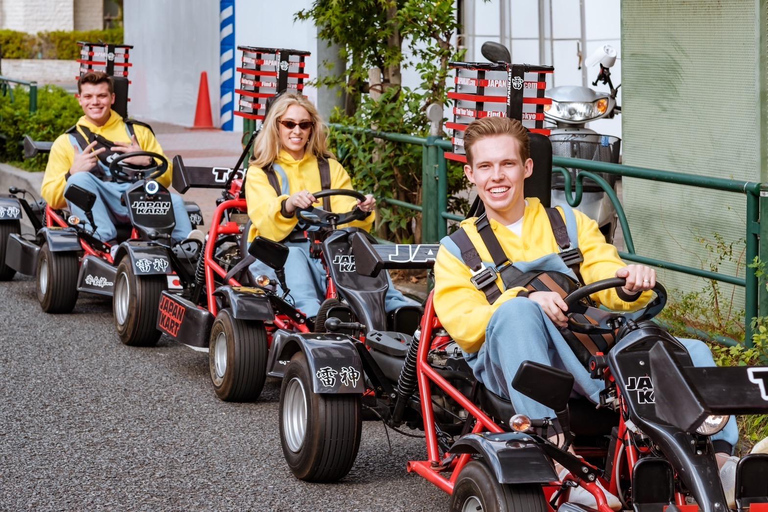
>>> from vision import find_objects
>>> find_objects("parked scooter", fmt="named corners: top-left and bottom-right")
top-left (481, 42), bottom-right (622, 243)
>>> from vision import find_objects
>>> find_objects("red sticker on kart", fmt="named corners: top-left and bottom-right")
top-left (158, 295), bottom-right (185, 337)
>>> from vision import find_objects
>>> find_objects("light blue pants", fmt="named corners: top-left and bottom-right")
top-left (248, 240), bottom-right (417, 318)
top-left (466, 298), bottom-right (738, 448)
top-left (65, 172), bottom-right (192, 243)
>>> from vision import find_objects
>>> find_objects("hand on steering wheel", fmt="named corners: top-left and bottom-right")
top-left (294, 189), bottom-right (371, 229)
top-left (108, 151), bottom-right (168, 183)
top-left (562, 277), bottom-right (667, 334)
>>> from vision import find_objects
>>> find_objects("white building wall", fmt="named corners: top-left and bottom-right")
top-left (0, 0), bottom-right (74, 32)
top-left (74, 0), bottom-right (103, 30)
top-left (124, 0), bottom-right (220, 127)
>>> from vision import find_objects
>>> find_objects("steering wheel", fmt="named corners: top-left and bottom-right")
top-left (562, 277), bottom-right (666, 334)
top-left (297, 189), bottom-right (371, 229)
top-left (108, 151), bottom-right (168, 183)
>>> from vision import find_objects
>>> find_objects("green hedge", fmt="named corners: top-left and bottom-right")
top-left (0, 28), bottom-right (123, 60)
top-left (0, 84), bottom-right (81, 171)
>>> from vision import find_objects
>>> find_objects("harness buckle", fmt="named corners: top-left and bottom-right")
top-left (470, 266), bottom-right (497, 290)
top-left (559, 247), bottom-right (584, 268)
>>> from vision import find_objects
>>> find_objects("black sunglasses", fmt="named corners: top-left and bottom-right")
top-left (278, 120), bottom-right (314, 130)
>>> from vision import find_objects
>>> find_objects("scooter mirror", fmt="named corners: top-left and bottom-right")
top-left (584, 44), bottom-right (617, 69)
top-left (481, 41), bottom-right (511, 64)
top-left (64, 184), bottom-right (97, 213)
top-left (248, 236), bottom-right (290, 270)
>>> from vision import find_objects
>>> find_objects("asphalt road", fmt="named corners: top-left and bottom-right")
top-left (0, 275), bottom-right (448, 511)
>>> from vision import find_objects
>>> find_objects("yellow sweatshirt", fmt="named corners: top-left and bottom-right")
top-left (433, 198), bottom-right (650, 353)
top-left (41, 110), bottom-right (171, 209)
top-left (245, 150), bottom-right (375, 242)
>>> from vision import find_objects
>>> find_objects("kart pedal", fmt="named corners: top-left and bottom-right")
top-left (632, 457), bottom-right (674, 504)
top-left (736, 454), bottom-right (768, 511)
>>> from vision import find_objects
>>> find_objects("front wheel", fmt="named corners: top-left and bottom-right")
top-left (279, 351), bottom-right (362, 482)
top-left (450, 460), bottom-right (548, 512)
top-left (114, 256), bottom-right (166, 346)
top-left (0, 220), bottom-right (20, 281)
top-left (36, 242), bottom-right (79, 313)
top-left (208, 309), bottom-right (268, 402)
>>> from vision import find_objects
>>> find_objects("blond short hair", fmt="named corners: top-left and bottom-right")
top-left (463, 117), bottom-right (530, 165)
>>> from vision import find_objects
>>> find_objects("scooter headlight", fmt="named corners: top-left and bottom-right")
top-left (695, 415), bottom-right (729, 436)
top-left (544, 99), bottom-right (610, 123)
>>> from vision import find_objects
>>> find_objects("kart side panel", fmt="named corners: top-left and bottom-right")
top-left (0, 197), bottom-right (23, 220)
top-left (449, 432), bottom-right (558, 484)
top-left (156, 291), bottom-right (213, 348)
top-left (119, 242), bottom-right (172, 275)
top-left (270, 333), bottom-right (365, 394)
top-left (266, 330), bottom-right (298, 379)
top-left (43, 228), bottom-right (81, 252)
top-left (212, 286), bottom-right (275, 321)
top-left (5, 233), bottom-right (39, 275)
top-left (76, 255), bottom-right (116, 296)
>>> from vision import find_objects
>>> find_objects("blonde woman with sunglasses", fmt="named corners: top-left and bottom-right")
top-left (245, 93), bottom-right (415, 323)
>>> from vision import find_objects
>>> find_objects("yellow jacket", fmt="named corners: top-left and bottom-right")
top-left (245, 150), bottom-right (375, 242)
top-left (41, 110), bottom-right (171, 209)
top-left (434, 198), bottom-right (650, 353)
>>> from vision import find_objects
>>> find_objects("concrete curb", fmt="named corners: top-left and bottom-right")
top-left (0, 163), bottom-right (44, 231)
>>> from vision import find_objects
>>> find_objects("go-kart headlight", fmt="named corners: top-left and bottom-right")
top-left (544, 99), bottom-right (610, 124)
top-left (695, 415), bottom-right (729, 436)
top-left (144, 180), bottom-right (160, 195)
top-left (510, 414), bottom-right (532, 432)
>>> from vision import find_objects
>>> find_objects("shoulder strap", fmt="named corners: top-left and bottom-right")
top-left (263, 163), bottom-right (282, 197)
top-left (448, 226), bottom-right (502, 304)
top-left (67, 125), bottom-right (89, 151)
top-left (475, 214), bottom-right (510, 268)
top-left (124, 118), bottom-right (155, 135)
top-left (318, 157), bottom-right (331, 211)
top-left (545, 206), bottom-right (584, 281)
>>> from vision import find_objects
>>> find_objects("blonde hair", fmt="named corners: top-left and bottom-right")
top-left (250, 93), bottom-right (334, 168)
top-left (463, 117), bottom-right (530, 165)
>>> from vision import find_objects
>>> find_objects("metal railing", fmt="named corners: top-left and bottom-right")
top-left (328, 124), bottom-right (763, 345)
top-left (0, 76), bottom-right (38, 113)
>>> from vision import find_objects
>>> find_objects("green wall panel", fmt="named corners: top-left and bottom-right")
top-left (621, 0), bottom-right (760, 308)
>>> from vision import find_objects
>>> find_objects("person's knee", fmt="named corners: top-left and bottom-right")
top-left (485, 298), bottom-right (546, 346)
top-left (679, 338), bottom-right (716, 367)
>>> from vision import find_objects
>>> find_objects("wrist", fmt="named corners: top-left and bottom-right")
top-left (281, 198), bottom-right (295, 218)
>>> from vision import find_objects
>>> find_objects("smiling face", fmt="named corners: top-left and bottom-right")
top-left (464, 134), bottom-right (533, 225)
top-left (78, 82), bottom-right (115, 127)
top-left (278, 104), bottom-right (313, 160)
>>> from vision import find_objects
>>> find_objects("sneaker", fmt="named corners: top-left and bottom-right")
top-left (560, 468), bottom-right (622, 511)
top-left (109, 244), bottom-right (119, 260)
top-left (751, 436), bottom-right (768, 455)
top-left (719, 455), bottom-right (738, 510)
top-left (185, 229), bottom-right (206, 244)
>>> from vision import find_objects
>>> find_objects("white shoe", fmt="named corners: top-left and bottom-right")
top-left (719, 455), bottom-right (738, 510)
top-left (110, 244), bottom-right (119, 260)
top-left (185, 229), bottom-right (206, 243)
top-left (560, 468), bottom-right (622, 510)
top-left (751, 436), bottom-right (768, 455)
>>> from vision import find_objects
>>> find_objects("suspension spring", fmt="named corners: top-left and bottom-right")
top-left (392, 329), bottom-right (421, 423)
top-left (190, 239), bottom-right (207, 304)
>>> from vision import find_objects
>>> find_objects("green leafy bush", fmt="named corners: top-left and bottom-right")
top-left (0, 84), bottom-right (81, 171)
top-left (0, 28), bottom-right (123, 60)
top-left (0, 29), bottom-right (37, 59)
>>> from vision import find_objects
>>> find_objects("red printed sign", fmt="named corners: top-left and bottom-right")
top-left (158, 295), bottom-right (185, 338)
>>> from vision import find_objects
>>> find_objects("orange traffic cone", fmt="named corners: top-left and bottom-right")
top-left (191, 71), bottom-right (215, 129)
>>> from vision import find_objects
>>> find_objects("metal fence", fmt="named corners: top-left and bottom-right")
top-left (329, 124), bottom-right (764, 346)
top-left (0, 76), bottom-right (38, 113)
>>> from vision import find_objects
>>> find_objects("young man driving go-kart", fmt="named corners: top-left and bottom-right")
top-left (41, 71), bottom-right (195, 247)
top-left (432, 117), bottom-right (742, 509)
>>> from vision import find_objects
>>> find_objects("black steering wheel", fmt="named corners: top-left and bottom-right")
top-left (563, 277), bottom-right (667, 334)
top-left (297, 189), bottom-right (371, 229)
top-left (108, 151), bottom-right (168, 183)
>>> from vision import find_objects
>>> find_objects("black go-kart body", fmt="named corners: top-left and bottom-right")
top-left (1, 154), bottom-right (204, 348)
top-left (153, 156), bottom-right (314, 403)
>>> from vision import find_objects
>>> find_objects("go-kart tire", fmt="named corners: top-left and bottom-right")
top-left (0, 220), bottom-right (20, 281)
top-left (208, 310), bottom-right (268, 402)
top-left (36, 242), bottom-right (79, 314)
top-left (113, 256), bottom-right (166, 347)
top-left (314, 298), bottom-right (342, 332)
top-left (279, 351), bottom-right (362, 482)
top-left (450, 460), bottom-right (547, 512)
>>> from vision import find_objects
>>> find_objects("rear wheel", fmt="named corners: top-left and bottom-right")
top-left (279, 351), bottom-right (362, 482)
top-left (0, 220), bottom-right (20, 281)
top-left (450, 460), bottom-right (548, 512)
top-left (36, 242), bottom-right (79, 313)
top-left (114, 256), bottom-right (166, 346)
top-left (208, 309), bottom-right (268, 401)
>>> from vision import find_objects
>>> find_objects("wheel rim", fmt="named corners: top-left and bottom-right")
top-left (114, 271), bottom-right (130, 325)
top-left (282, 376), bottom-right (308, 453)
top-left (38, 256), bottom-right (49, 295)
top-left (462, 496), bottom-right (482, 512)
top-left (213, 331), bottom-right (227, 379)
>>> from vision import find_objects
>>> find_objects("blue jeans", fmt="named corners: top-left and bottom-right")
top-left (248, 240), bottom-right (417, 318)
top-left (65, 172), bottom-right (192, 243)
top-left (465, 298), bottom-right (738, 448)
